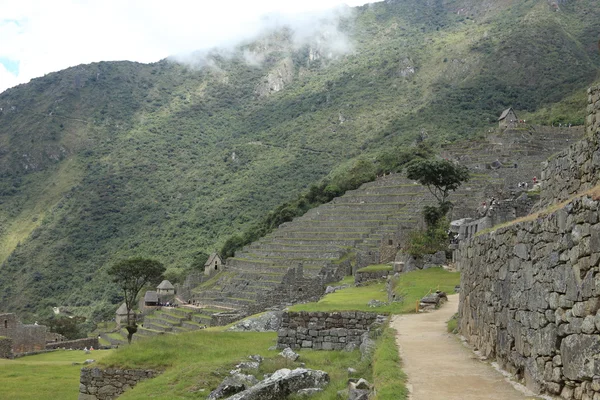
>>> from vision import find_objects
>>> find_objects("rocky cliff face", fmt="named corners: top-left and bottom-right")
top-left (255, 58), bottom-right (295, 97)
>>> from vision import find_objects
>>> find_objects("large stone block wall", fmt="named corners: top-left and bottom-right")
top-left (0, 337), bottom-right (13, 358)
top-left (540, 85), bottom-right (600, 206)
top-left (47, 337), bottom-right (99, 350)
top-left (277, 311), bottom-right (377, 350)
top-left (457, 194), bottom-right (600, 398)
top-left (79, 367), bottom-right (160, 400)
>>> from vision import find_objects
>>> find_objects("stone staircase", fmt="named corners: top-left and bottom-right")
top-left (191, 125), bottom-right (583, 315)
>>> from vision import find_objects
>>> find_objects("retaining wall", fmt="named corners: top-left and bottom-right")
top-left (540, 85), bottom-right (600, 206)
top-left (47, 337), bottom-right (99, 350)
top-left (457, 194), bottom-right (600, 398)
top-left (78, 367), bottom-right (160, 400)
top-left (277, 311), bottom-right (377, 350)
top-left (354, 269), bottom-right (392, 284)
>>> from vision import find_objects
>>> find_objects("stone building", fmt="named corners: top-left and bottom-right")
top-left (0, 313), bottom-right (47, 355)
top-left (115, 303), bottom-right (132, 327)
top-left (204, 253), bottom-right (223, 276)
top-left (144, 291), bottom-right (159, 306)
top-left (156, 280), bottom-right (175, 295)
top-left (498, 107), bottom-right (518, 129)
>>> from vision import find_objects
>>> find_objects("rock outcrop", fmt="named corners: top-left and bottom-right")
top-left (226, 368), bottom-right (329, 400)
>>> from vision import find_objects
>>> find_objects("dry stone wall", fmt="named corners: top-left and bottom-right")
top-left (457, 194), bottom-right (600, 398)
top-left (0, 337), bottom-right (13, 358)
top-left (540, 85), bottom-right (600, 206)
top-left (354, 269), bottom-right (392, 284)
top-left (277, 311), bottom-right (377, 350)
top-left (47, 337), bottom-right (99, 350)
top-left (79, 367), bottom-right (160, 400)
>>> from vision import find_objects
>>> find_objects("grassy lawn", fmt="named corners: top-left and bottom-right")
top-left (291, 268), bottom-right (460, 314)
top-left (357, 264), bottom-right (394, 273)
top-left (96, 329), bottom-right (370, 400)
top-left (0, 350), bottom-right (112, 400)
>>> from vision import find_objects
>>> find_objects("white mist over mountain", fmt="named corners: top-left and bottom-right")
top-left (0, 0), bottom-right (382, 94)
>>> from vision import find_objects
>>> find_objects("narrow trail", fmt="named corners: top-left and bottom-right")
top-left (391, 294), bottom-right (540, 400)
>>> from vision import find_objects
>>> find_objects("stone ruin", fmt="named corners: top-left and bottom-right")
top-left (456, 84), bottom-right (600, 399)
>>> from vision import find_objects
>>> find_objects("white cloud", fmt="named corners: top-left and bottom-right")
top-left (0, 0), bottom-right (381, 94)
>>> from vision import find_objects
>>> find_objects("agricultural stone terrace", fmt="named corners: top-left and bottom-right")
top-left (191, 125), bottom-right (582, 316)
top-left (102, 307), bottom-right (223, 345)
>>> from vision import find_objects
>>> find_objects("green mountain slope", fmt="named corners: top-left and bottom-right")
top-left (0, 0), bottom-right (598, 320)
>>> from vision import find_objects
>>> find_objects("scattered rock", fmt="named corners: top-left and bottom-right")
top-left (354, 378), bottom-right (370, 390)
top-left (296, 387), bottom-right (324, 397)
top-left (367, 299), bottom-right (386, 308)
top-left (325, 284), bottom-right (350, 294)
top-left (248, 355), bottom-right (263, 363)
top-left (84, 359), bottom-right (95, 365)
top-left (279, 347), bottom-right (299, 361)
top-left (226, 368), bottom-right (329, 400)
top-left (347, 367), bottom-right (357, 375)
top-left (236, 361), bottom-right (260, 370)
top-left (348, 389), bottom-right (369, 400)
top-left (359, 333), bottom-right (376, 362)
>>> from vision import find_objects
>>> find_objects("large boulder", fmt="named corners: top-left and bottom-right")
top-left (209, 373), bottom-right (259, 399)
top-left (225, 368), bottom-right (329, 400)
top-left (227, 311), bottom-right (283, 332)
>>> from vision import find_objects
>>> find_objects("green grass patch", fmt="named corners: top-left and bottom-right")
top-left (0, 350), bottom-right (112, 400)
top-left (392, 268), bottom-right (461, 313)
top-left (96, 329), bottom-right (372, 400)
top-left (291, 268), bottom-right (460, 314)
top-left (447, 313), bottom-right (459, 334)
top-left (372, 327), bottom-right (408, 400)
top-left (357, 264), bottom-right (393, 273)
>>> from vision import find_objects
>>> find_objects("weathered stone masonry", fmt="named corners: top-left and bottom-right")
top-left (0, 337), bottom-right (12, 358)
top-left (78, 367), bottom-right (160, 400)
top-left (540, 85), bottom-right (600, 206)
top-left (457, 195), bottom-right (600, 399)
top-left (277, 311), bottom-right (377, 350)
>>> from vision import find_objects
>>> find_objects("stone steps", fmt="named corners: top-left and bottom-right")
top-left (244, 243), bottom-right (350, 252)
top-left (143, 321), bottom-right (173, 332)
top-left (267, 231), bottom-right (370, 239)
top-left (236, 249), bottom-right (345, 259)
top-left (275, 225), bottom-right (375, 233)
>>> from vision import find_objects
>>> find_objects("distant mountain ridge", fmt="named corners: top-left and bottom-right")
top-left (0, 0), bottom-right (598, 321)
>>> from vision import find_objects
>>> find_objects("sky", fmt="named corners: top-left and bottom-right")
top-left (0, 0), bottom-right (381, 94)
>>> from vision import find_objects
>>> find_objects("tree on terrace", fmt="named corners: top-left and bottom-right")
top-left (406, 158), bottom-right (470, 228)
top-left (107, 258), bottom-right (165, 344)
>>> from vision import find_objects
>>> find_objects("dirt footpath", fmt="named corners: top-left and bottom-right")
top-left (391, 294), bottom-right (540, 400)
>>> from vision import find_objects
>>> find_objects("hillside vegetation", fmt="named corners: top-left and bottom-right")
top-left (0, 0), bottom-right (599, 321)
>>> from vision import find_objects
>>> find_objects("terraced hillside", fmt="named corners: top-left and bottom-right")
top-left (191, 126), bottom-right (583, 315)
top-left (101, 306), bottom-right (224, 345)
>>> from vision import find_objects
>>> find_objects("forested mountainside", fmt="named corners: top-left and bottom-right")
top-left (0, 0), bottom-right (598, 321)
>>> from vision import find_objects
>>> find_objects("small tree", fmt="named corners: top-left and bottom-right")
top-left (406, 158), bottom-right (470, 205)
top-left (406, 159), bottom-right (470, 256)
top-left (107, 258), bottom-right (165, 343)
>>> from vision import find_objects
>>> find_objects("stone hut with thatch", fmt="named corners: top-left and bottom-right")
top-left (115, 303), bottom-right (131, 327)
top-left (498, 107), bottom-right (518, 129)
top-left (143, 291), bottom-right (159, 307)
top-left (204, 253), bottom-right (223, 276)
top-left (156, 280), bottom-right (175, 295)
